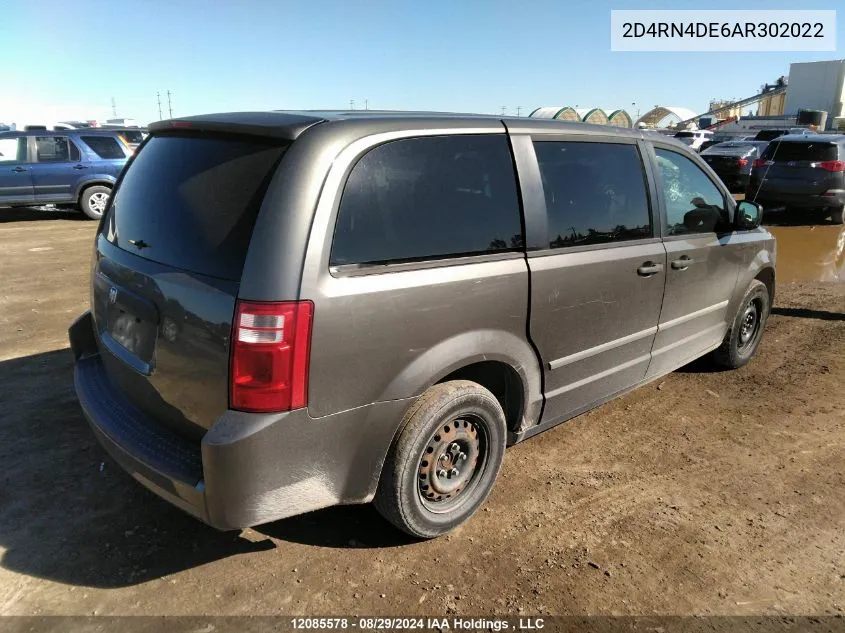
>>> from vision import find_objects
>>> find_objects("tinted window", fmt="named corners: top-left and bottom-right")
top-left (534, 141), bottom-right (651, 249)
top-left (102, 134), bottom-right (287, 280)
top-left (754, 130), bottom-right (787, 141)
top-left (655, 148), bottom-right (727, 236)
top-left (331, 135), bottom-right (522, 266)
top-left (120, 130), bottom-right (144, 144)
top-left (0, 138), bottom-right (25, 162)
top-left (82, 135), bottom-right (126, 159)
top-left (762, 141), bottom-right (838, 162)
top-left (35, 136), bottom-right (80, 162)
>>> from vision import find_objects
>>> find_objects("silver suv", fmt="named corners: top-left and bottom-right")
top-left (69, 111), bottom-right (776, 538)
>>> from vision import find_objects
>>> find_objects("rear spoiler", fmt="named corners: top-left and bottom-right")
top-left (149, 111), bottom-right (325, 141)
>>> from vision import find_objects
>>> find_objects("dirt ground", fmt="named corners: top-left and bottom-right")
top-left (0, 206), bottom-right (843, 618)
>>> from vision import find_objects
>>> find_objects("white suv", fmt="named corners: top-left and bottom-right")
top-left (673, 130), bottom-right (714, 152)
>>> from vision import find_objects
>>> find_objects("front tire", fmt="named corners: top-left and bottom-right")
top-left (374, 380), bottom-right (507, 539)
top-left (80, 185), bottom-right (111, 220)
top-left (712, 279), bottom-right (770, 369)
top-left (831, 207), bottom-right (844, 225)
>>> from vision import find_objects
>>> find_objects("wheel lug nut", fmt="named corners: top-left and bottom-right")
top-left (450, 443), bottom-right (460, 452)
top-left (449, 468), bottom-right (459, 477)
top-left (437, 469), bottom-right (447, 478)
top-left (440, 454), bottom-right (448, 463)
top-left (459, 452), bottom-right (467, 461)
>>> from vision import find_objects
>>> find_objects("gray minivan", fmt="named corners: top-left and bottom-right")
top-left (69, 111), bottom-right (776, 538)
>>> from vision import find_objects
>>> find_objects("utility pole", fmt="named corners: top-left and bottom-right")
top-left (111, 97), bottom-right (117, 117)
top-left (157, 92), bottom-right (162, 120)
top-left (501, 106), bottom-right (506, 116)
top-left (364, 99), bottom-right (368, 111)
top-left (516, 106), bottom-right (522, 117)
top-left (167, 90), bottom-right (173, 118)
top-left (350, 99), bottom-right (355, 110)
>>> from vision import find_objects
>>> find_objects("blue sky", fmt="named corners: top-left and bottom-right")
top-left (1, 0), bottom-right (842, 125)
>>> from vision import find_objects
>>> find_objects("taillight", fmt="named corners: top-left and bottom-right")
top-left (815, 160), bottom-right (845, 172)
top-left (230, 300), bottom-right (314, 413)
top-left (737, 158), bottom-right (748, 167)
top-left (752, 159), bottom-right (767, 168)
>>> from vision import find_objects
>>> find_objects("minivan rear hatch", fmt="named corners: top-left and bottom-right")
top-left (92, 133), bottom-right (289, 440)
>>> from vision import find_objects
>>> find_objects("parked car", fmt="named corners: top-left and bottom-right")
top-left (673, 129), bottom-right (714, 151)
top-left (69, 111), bottom-right (775, 539)
top-left (0, 129), bottom-right (129, 218)
top-left (748, 134), bottom-right (845, 224)
top-left (701, 141), bottom-right (769, 193)
top-left (753, 128), bottom-right (811, 142)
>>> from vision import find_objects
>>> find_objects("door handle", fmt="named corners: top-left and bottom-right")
top-left (637, 262), bottom-right (664, 277)
top-left (11, 166), bottom-right (27, 173)
top-left (671, 256), bottom-right (695, 270)
top-left (72, 164), bottom-right (88, 170)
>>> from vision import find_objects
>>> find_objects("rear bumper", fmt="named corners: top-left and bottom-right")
top-left (750, 187), bottom-right (845, 210)
top-left (69, 311), bottom-right (411, 530)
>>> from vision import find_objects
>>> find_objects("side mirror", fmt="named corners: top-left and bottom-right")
top-left (736, 200), bottom-right (762, 230)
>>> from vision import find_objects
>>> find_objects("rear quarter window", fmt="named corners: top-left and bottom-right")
top-left (330, 134), bottom-right (523, 266)
top-left (81, 135), bottom-right (126, 159)
top-left (101, 134), bottom-right (288, 280)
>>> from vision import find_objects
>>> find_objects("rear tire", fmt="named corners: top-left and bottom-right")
top-left (831, 207), bottom-right (844, 225)
top-left (712, 279), bottom-right (770, 369)
top-left (374, 380), bottom-right (506, 539)
top-left (80, 185), bottom-right (111, 220)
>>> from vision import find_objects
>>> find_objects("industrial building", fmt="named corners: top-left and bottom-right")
top-left (529, 58), bottom-right (845, 133)
top-left (783, 59), bottom-right (845, 129)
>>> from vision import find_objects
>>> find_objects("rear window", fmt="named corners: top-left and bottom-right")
top-left (82, 135), bottom-right (126, 159)
top-left (762, 141), bottom-right (839, 162)
top-left (754, 130), bottom-right (787, 141)
top-left (102, 134), bottom-right (287, 280)
top-left (702, 143), bottom-right (758, 156)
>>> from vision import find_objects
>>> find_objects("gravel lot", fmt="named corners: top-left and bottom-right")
top-left (0, 207), bottom-right (843, 617)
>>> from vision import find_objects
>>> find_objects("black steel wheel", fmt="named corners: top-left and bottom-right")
top-left (713, 279), bottom-right (770, 369)
top-left (374, 380), bottom-right (506, 539)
